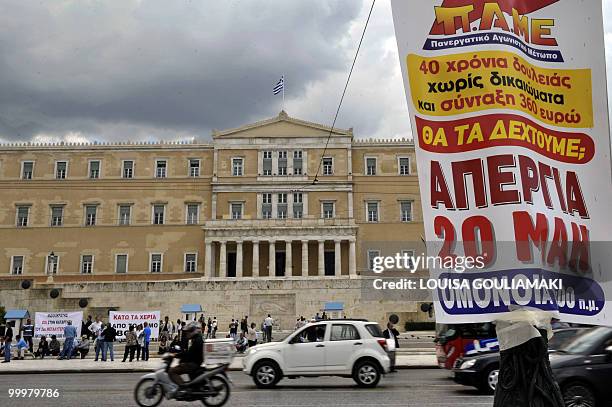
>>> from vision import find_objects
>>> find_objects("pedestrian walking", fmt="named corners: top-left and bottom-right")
top-left (122, 325), bottom-right (137, 362)
top-left (212, 317), bottom-right (218, 338)
top-left (142, 322), bottom-right (151, 361)
top-left (102, 323), bottom-right (117, 361)
top-left (264, 314), bottom-right (274, 342)
top-left (58, 320), bottom-right (77, 360)
top-left (383, 322), bottom-right (400, 372)
top-left (21, 318), bottom-right (34, 352)
top-left (240, 316), bottom-right (248, 334)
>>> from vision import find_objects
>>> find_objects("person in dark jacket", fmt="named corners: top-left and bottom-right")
top-left (168, 322), bottom-right (204, 388)
top-left (383, 322), bottom-right (400, 372)
top-left (35, 335), bottom-right (50, 358)
top-left (21, 319), bottom-right (34, 352)
top-left (122, 325), bottom-right (137, 362)
top-left (3, 322), bottom-right (14, 363)
top-left (101, 324), bottom-right (117, 361)
top-left (179, 324), bottom-right (190, 351)
top-left (83, 315), bottom-right (93, 340)
top-left (48, 335), bottom-right (60, 356)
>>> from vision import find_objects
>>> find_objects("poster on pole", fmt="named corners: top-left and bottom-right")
top-left (391, 1), bottom-right (612, 325)
top-left (34, 312), bottom-right (83, 339)
top-left (109, 311), bottom-right (160, 341)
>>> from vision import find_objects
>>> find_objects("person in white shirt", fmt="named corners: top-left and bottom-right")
top-left (212, 317), bottom-right (218, 338)
top-left (263, 314), bottom-right (274, 342)
top-left (246, 323), bottom-right (258, 347)
top-left (88, 316), bottom-right (104, 361)
top-left (135, 324), bottom-right (145, 361)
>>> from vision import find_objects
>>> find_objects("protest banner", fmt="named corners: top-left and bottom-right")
top-left (108, 310), bottom-right (160, 340)
top-left (391, 0), bottom-right (612, 325)
top-left (34, 311), bottom-right (83, 339)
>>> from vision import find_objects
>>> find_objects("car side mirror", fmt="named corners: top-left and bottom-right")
top-left (605, 345), bottom-right (612, 354)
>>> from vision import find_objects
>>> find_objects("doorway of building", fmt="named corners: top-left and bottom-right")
top-left (324, 251), bottom-right (335, 276)
top-left (275, 252), bottom-right (286, 276)
top-left (227, 252), bottom-right (236, 277)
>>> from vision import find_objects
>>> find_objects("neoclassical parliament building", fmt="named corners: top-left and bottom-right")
top-left (0, 112), bottom-right (430, 327)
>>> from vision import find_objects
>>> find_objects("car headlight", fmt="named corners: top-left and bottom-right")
top-left (459, 359), bottom-right (476, 369)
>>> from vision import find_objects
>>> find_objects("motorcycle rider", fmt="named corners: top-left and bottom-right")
top-left (168, 321), bottom-right (204, 390)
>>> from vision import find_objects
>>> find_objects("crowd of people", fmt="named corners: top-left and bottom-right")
top-left (2, 311), bottom-right (378, 362)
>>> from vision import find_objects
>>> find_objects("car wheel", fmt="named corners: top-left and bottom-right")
top-left (478, 366), bottom-right (499, 395)
top-left (252, 361), bottom-right (281, 389)
top-left (562, 382), bottom-right (596, 407)
top-left (353, 360), bottom-right (381, 388)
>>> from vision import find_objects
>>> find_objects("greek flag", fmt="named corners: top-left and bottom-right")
top-left (273, 76), bottom-right (284, 95)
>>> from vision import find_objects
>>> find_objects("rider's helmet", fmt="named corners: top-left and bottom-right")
top-left (183, 321), bottom-right (201, 334)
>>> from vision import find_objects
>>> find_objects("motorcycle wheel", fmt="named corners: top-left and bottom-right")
top-left (201, 375), bottom-right (231, 407)
top-left (134, 378), bottom-right (164, 407)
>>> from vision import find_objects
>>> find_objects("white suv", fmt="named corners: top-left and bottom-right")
top-left (242, 319), bottom-right (391, 388)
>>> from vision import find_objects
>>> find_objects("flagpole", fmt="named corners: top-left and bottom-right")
top-left (282, 74), bottom-right (285, 111)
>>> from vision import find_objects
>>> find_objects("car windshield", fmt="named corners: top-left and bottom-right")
top-left (559, 327), bottom-right (609, 354)
top-left (548, 329), bottom-right (583, 350)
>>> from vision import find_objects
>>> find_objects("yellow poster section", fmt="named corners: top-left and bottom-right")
top-left (408, 51), bottom-right (592, 128)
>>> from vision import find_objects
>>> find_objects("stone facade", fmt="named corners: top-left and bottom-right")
top-left (0, 112), bottom-right (430, 327)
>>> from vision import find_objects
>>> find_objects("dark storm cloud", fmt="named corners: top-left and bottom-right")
top-left (0, 0), bottom-right (363, 141)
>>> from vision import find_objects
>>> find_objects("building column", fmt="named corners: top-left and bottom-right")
top-left (252, 241), bottom-right (259, 278)
top-left (269, 240), bottom-right (276, 277)
top-left (334, 239), bottom-right (342, 276)
top-left (318, 240), bottom-right (325, 276)
top-left (285, 240), bottom-right (292, 277)
top-left (219, 241), bottom-right (227, 278)
top-left (349, 239), bottom-right (357, 277)
top-left (236, 240), bottom-right (243, 278)
top-left (205, 241), bottom-right (213, 278)
top-left (301, 240), bottom-right (309, 277)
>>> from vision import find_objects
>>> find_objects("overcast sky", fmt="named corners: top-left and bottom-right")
top-left (1, 0), bottom-right (611, 144)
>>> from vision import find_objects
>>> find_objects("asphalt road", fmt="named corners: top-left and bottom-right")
top-left (0, 370), bottom-right (492, 407)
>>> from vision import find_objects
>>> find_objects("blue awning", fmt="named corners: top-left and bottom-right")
top-left (4, 309), bottom-right (29, 319)
top-left (181, 304), bottom-right (202, 313)
top-left (324, 302), bottom-right (344, 311)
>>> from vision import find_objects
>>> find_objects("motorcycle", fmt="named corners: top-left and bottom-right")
top-left (134, 352), bottom-right (231, 407)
